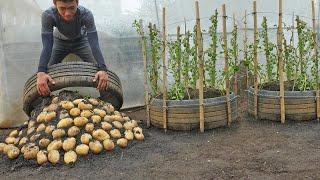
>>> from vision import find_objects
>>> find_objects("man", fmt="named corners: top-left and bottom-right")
top-left (37, 0), bottom-right (108, 96)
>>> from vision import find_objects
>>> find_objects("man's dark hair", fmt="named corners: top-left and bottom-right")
top-left (53, 0), bottom-right (79, 3)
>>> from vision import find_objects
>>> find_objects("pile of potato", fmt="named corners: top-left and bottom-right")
top-left (0, 96), bottom-right (144, 165)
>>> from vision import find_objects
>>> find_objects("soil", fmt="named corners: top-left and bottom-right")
top-left (260, 81), bottom-right (314, 91)
top-left (1, 99), bottom-right (320, 179)
top-left (156, 87), bottom-right (224, 100)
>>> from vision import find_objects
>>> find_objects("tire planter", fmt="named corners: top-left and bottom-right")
top-left (248, 87), bottom-right (317, 121)
top-left (149, 94), bottom-right (238, 131)
top-left (23, 62), bottom-right (123, 116)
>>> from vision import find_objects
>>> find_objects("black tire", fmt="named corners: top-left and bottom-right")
top-left (23, 62), bottom-right (123, 116)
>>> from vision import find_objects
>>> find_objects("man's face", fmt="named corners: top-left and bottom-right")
top-left (54, 0), bottom-right (78, 21)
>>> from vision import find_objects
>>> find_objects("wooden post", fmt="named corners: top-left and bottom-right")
top-left (253, 1), bottom-right (259, 120)
top-left (222, 4), bottom-right (232, 126)
top-left (195, 1), bottom-right (205, 132)
top-left (244, 10), bottom-right (249, 89)
top-left (233, 13), bottom-right (238, 96)
top-left (162, 7), bottom-right (168, 132)
top-left (278, 0), bottom-right (286, 123)
top-left (139, 20), bottom-right (150, 127)
top-left (312, 0), bottom-right (320, 121)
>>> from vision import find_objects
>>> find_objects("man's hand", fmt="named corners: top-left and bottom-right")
top-left (93, 71), bottom-right (108, 91)
top-left (37, 72), bottom-right (55, 96)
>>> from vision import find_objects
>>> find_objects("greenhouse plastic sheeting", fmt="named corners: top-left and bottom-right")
top-left (0, 0), bottom-right (318, 127)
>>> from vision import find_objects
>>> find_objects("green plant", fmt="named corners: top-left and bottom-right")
top-left (181, 31), bottom-right (192, 98)
top-left (189, 25), bottom-right (199, 89)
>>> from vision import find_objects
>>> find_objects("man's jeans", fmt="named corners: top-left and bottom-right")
top-left (48, 37), bottom-right (96, 66)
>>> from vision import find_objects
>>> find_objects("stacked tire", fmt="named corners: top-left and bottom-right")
top-left (23, 62), bottom-right (123, 116)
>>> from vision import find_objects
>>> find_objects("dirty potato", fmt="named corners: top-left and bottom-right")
top-left (39, 138), bottom-right (51, 148)
top-left (9, 130), bottom-right (18, 137)
top-left (45, 125), bottom-right (55, 134)
top-left (64, 151), bottom-right (77, 164)
top-left (113, 115), bottom-right (124, 123)
top-left (60, 101), bottom-right (74, 110)
top-left (103, 139), bottom-right (115, 151)
top-left (62, 138), bottom-right (76, 151)
top-left (36, 123), bottom-right (46, 132)
top-left (101, 122), bottom-right (112, 130)
top-left (24, 145), bottom-right (39, 160)
top-left (57, 118), bottom-right (73, 128)
top-left (75, 144), bottom-right (89, 156)
top-left (117, 138), bottom-right (128, 148)
top-left (89, 141), bottom-right (103, 154)
top-left (67, 126), bottom-right (80, 137)
top-left (45, 111), bottom-right (57, 122)
top-left (28, 120), bottom-right (35, 129)
top-left (103, 115), bottom-right (113, 123)
top-left (123, 121), bottom-right (135, 130)
top-left (5, 137), bottom-right (16, 144)
top-left (122, 116), bottom-right (130, 122)
top-left (0, 143), bottom-right (6, 153)
top-left (70, 108), bottom-right (81, 117)
top-left (88, 98), bottom-right (99, 106)
top-left (124, 130), bottom-right (134, 141)
top-left (48, 150), bottom-right (60, 164)
top-left (112, 121), bottom-right (123, 129)
top-left (52, 97), bottom-right (59, 104)
top-left (80, 133), bottom-right (92, 145)
top-left (36, 112), bottom-right (47, 123)
top-left (92, 129), bottom-right (110, 141)
top-left (37, 150), bottom-right (48, 165)
top-left (74, 117), bottom-right (89, 127)
top-left (27, 127), bottom-right (35, 135)
top-left (73, 99), bottom-right (84, 105)
top-left (110, 129), bottom-right (121, 139)
top-left (91, 115), bottom-right (102, 124)
top-left (52, 129), bottom-right (66, 139)
top-left (93, 109), bottom-right (106, 118)
top-left (7, 146), bottom-right (20, 159)
top-left (85, 123), bottom-right (94, 133)
top-left (48, 103), bottom-right (58, 112)
top-left (78, 102), bottom-right (93, 110)
top-left (103, 104), bottom-right (115, 114)
top-left (3, 144), bottom-right (15, 155)
top-left (47, 140), bottom-right (62, 151)
top-left (30, 134), bottom-right (41, 142)
top-left (59, 110), bottom-right (70, 119)
top-left (19, 137), bottom-right (28, 146)
top-left (81, 110), bottom-right (93, 119)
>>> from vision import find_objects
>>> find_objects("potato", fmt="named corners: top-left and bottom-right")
top-left (27, 127), bottom-right (35, 135)
top-left (73, 99), bottom-right (84, 105)
top-left (52, 96), bottom-right (59, 104)
top-left (75, 144), bottom-right (89, 156)
top-left (134, 131), bottom-right (145, 141)
top-left (62, 138), bottom-right (76, 151)
top-left (36, 123), bottom-right (46, 132)
top-left (103, 139), bottom-right (115, 151)
top-left (43, 107), bottom-right (49, 112)
top-left (131, 120), bottom-right (138, 128)
top-left (89, 141), bottom-right (103, 154)
top-left (45, 125), bottom-right (55, 134)
top-left (101, 122), bottom-right (112, 130)
top-left (93, 109), bottom-right (106, 118)
top-left (5, 137), bottom-right (16, 144)
top-left (3, 144), bottom-right (15, 154)
top-left (18, 130), bottom-right (23, 137)
top-left (103, 115), bottom-right (113, 123)
top-left (24, 145), bottom-right (39, 160)
top-left (47, 140), bottom-right (62, 151)
top-left (112, 121), bottom-right (123, 129)
top-left (19, 137), bottom-right (28, 146)
top-left (74, 117), bottom-right (89, 127)
top-left (7, 146), bottom-right (20, 159)
top-left (48, 150), bottom-right (60, 164)
top-left (37, 112), bottom-right (47, 123)
top-left (92, 129), bottom-right (110, 141)
top-left (0, 143), bottom-right (7, 153)
top-left (110, 129), bottom-right (121, 139)
top-left (80, 133), bottom-right (92, 145)
top-left (64, 151), bottom-right (77, 164)
top-left (117, 138), bottom-right (128, 148)
top-left (45, 111), bottom-right (57, 122)
top-left (48, 103), bottom-right (58, 112)
top-left (30, 134), bottom-right (41, 142)
top-left (91, 115), bottom-right (102, 124)
top-left (9, 130), bottom-right (18, 137)
top-left (114, 111), bottom-right (121, 116)
top-left (59, 110), bottom-right (70, 119)
top-left (133, 127), bottom-right (143, 134)
top-left (57, 118), bottom-right (73, 128)
top-left (123, 121), bottom-right (135, 130)
top-left (52, 129), bottom-right (66, 139)
top-left (103, 104), bottom-right (115, 114)
top-left (113, 115), bottom-right (124, 123)
top-left (124, 130), bottom-right (134, 141)
top-left (85, 123), bottom-right (95, 133)
top-left (28, 120), bottom-right (35, 129)
top-left (123, 116), bottom-right (130, 122)
top-left (39, 138), bottom-right (51, 148)
top-left (67, 126), bottom-right (80, 137)
top-left (88, 98), bottom-right (99, 106)
top-left (81, 110), bottom-right (93, 119)
top-left (70, 108), bottom-right (81, 117)
top-left (78, 102), bottom-right (93, 110)
top-left (60, 101), bottom-right (74, 110)
top-left (37, 150), bottom-right (48, 165)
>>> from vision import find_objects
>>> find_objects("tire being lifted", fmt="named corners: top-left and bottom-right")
top-left (23, 62), bottom-right (123, 116)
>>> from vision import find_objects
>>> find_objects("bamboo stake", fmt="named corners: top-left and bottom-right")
top-left (139, 20), bottom-right (150, 128)
top-left (278, 0), bottom-right (286, 123)
top-left (253, 1), bottom-right (259, 120)
top-left (244, 10), bottom-right (249, 89)
top-left (162, 7), bottom-right (168, 132)
top-left (195, 1), bottom-right (205, 132)
top-left (222, 4), bottom-right (232, 126)
top-left (233, 13), bottom-right (238, 96)
top-left (312, 0), bottom-right (320, 121)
